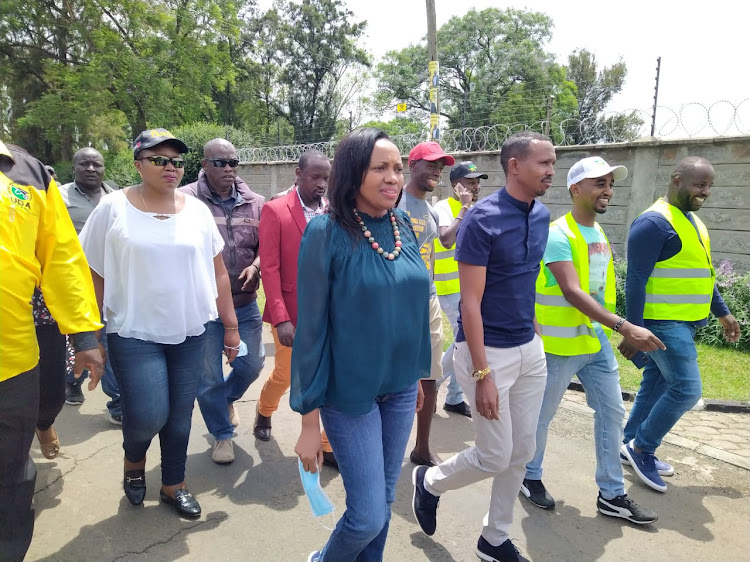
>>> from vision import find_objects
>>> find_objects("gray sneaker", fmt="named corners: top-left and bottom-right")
top-left (65, 382), bottom-right (85, 405)
top-left (597, 493), bottom-right (658, 524)
top-left (520, 478), bottom-right (555, 509)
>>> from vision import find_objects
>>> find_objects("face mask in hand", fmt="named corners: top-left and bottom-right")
top-left (224, 341), bottom-right (248, 381)
top-left (298, 459), bottom-right (335, 529)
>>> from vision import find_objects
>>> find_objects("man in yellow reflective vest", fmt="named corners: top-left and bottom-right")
top-left (619, 157), bottom-right (740, 493)
top-left (433, 161), bottom-right (487, 417)
top-left (523, 156), bottom-right (662, 524)
top-left (1, 141), bottom-right (104, 560)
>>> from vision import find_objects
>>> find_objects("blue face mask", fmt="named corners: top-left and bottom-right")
top-left (298, 459), bottom-right (335, 525)
top-left (237, 340), bottom-right (248, 357)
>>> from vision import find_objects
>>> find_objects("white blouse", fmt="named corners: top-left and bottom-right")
top-left (80, 189), bottom-right (224, 344)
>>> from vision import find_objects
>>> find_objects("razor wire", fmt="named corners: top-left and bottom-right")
top-left (236, 99), bottom-right (750, 163)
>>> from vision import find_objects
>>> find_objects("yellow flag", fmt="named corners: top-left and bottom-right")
top-left (396, 103), bottom-right (407, 112)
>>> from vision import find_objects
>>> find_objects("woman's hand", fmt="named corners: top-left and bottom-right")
top-left (223, 329), bottom-right (241, 363)
top-left (295, 424), bottom-right (324, 474)
top-left (415, 381), bottom-right (424, 413)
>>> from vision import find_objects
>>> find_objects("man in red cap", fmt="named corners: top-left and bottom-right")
top-left (397, 141), bottom-right (455, 467)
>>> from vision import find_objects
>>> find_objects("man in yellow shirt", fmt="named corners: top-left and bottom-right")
top-left (0, 141), bottom-right (103, 560)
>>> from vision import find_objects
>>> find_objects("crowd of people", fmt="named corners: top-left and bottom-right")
top-left (0, 126), bottom-right (740, 562)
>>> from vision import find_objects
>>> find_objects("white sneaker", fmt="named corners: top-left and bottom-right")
top-left (212, 439), bottom-right (235, 464)
top-left (228, 403), bottom-right (240, 427)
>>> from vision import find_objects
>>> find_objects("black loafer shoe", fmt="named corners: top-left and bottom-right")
top-left (124, 470), bottom-right (146, 505)
top-left (322, 451), bottom-right (339, 471)
top-left (160, 488), bottom-right (201, 518)
top-left (253, 412), bottom-right (272, 441)
top-left (443, 401), bottom-right (472, 418)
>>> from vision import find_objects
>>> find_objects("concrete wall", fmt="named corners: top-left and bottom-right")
top-left (237, 136), bottom-right (750, 271)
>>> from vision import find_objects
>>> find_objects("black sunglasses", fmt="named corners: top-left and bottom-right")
top-left (138, 156), bottom-right (185, 168)
top-left (207, 158), bottom-right (240, 168)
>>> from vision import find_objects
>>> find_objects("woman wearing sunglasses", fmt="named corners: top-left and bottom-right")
top-left (79, 128), bottom-right (240, 518)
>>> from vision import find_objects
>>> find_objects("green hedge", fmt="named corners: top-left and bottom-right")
top-left (614, 259), bottom-right (749, 351)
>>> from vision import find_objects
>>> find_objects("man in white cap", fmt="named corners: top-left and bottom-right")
top-left (522, 156), bottom-right (662, 524)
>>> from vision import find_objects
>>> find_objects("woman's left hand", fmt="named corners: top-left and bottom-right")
top-left (223, 330), bottom-right (241, 363)
top-left (415, 381), bottom-right (424, 413)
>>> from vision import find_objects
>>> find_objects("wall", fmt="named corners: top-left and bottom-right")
top-left (237, 136), bottom-right (750, 271)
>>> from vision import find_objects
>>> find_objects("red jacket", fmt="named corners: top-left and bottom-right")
top-left (259, 188), bottom-right (307, 327)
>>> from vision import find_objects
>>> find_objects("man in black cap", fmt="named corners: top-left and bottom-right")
top-left (432, 161), bottom-right (488, 418)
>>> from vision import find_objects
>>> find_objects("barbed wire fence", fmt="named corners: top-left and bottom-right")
top-left (236, 99), bottom-right (749, 163)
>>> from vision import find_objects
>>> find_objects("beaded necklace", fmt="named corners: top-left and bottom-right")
top-left (353, 208), bottom-right (402, 260)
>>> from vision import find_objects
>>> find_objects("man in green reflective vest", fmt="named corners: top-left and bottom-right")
top-left (433, 161), bottom-right (487, 417)
top-left (619, 156), bottom-right (740, 494)
top-left (523, 156), bottom-right (662, 524)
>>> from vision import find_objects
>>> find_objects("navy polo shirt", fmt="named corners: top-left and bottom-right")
top-left (456, 188), bottom-right (550, 348)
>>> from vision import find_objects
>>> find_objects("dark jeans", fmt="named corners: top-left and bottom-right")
top-left (108, 332), bottom-right (206, 486)
top-left (35, 324), bottom-right (66, 431)
top-left (0, 367), bottom-right (39, 562)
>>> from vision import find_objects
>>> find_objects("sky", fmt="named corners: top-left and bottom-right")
top-left (259, 0), bottom-right (750, 137)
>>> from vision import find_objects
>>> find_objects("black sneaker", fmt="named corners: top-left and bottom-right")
top-left (597, 493), bottom-right (658, 524)
top-left (477, 535), bottom-right (529, 562)
top-left (520, 478), bottom-right (555, 509)
top-left (65, 382), bottom-right (85, 405)
top-left (443, 401), bottom-right (472, 417)
top-left (412, 465), bottom-right (440, 536)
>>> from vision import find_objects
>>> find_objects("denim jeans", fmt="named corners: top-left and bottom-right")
top-left (436, 292), bottom-right (465, 405)
top-left (198, 300), bottom-right (265, 440)
top-left (525, 327), bottom-right (626, 499)
top-left (108, 331), bottom-right (207, 486)
top-left (66, 324), bottom-right (122, 417)
top-left (624, 321), bottom-right (702, 454)
top-left (319, 383), bottom-right (418, 562)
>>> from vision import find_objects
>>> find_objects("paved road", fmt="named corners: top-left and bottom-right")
top-left (27, 359), bottom-right (750, 561)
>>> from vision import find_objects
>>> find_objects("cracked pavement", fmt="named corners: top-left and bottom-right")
top-left (26, 343), bottom-right (750, 561)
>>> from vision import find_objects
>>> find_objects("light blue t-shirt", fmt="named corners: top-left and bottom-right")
top-left (543, 222), bottom-right (610, 330)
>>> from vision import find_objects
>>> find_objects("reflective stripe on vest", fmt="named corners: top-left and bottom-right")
top-left (535, 212), bottom-right (616, 357)
top-left (642, 199), bottom-right (715, 321)
top-left (433, 197), bottom-right (462, 295)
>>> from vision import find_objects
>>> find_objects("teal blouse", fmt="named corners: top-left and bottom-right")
top-left (290, 209), bottom-right (431, 416)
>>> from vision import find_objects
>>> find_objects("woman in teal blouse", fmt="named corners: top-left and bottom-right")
top-left (291, 128), bottom-right (431, 561)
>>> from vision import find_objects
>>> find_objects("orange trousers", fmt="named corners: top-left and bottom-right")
top-left (259, 326), bottom-right (332, 453)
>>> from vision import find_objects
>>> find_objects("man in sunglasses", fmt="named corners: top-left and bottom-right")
top-left (181, 138), bottom-right (265, 465)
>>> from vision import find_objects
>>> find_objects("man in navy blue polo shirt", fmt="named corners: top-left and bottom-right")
top-left (412, 131), bottom-right (554, 562)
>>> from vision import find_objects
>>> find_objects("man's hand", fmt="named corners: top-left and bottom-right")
top-left (619, 322), bottom-right (666, 353)
top-left (295, 424), bottom-right (323, 474)
top-left (276, 321), bottom-right (296, 347)
top-left (74, 346), bottom-right (105, 391)
top-left (238, 264), bottom-right (261, 292)
top-left (720, 314), bottom-right (741, 343)
top-left (475, 374), bottom-right (499, 420)
top-left (415, 380), bottom-right (425, 413)
top-left (456, 183), bottom-right (473, 207)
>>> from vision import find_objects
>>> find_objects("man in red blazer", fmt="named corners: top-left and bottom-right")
top-left (255, 150), bottom-right (337, 465)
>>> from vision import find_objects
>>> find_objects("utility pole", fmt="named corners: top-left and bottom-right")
top-left (426, 0), bottom-right (440, 140)
top-left (650, 56), bottom-right (661, 137)
top-left (544, 95), bottom-right (555, 136)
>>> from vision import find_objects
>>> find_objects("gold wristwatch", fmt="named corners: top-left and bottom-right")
top-left (472, 367), bottom-right (491, 381)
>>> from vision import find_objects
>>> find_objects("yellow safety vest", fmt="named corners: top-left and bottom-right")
top-left (535, 212), bottom-right (616, 356)
top-left (643, 198), bottom-right (715, 321)
top-left (433, 197), bottom-right (462, 296)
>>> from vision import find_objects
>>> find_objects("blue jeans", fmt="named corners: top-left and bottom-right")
top-left (66, 325), bottom-right (122, 417)
top-left (197, 300), bottom-right (265, 440)
top-left (525, 327), bottom-right (626, 499)
top-left (108, 331), bottom-right (207, 486)
top-left (319, 383), bottom-right (418, 562)
top-left (437, 293), bottom-right (465, 405)
top-left (624, 321), bottom-right (701, 454)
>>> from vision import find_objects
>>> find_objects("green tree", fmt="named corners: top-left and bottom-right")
top-left (244, 0), bottom-right (370, 144)
top-left (360, 117), bottom-right (426, 138)
top-left (374, 7), bottom-right (577, 145)
top-left (564, 49), bottom-right (643, 143)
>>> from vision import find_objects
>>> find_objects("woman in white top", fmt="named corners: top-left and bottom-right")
top-left (80, 129), bottom-right (240, 518)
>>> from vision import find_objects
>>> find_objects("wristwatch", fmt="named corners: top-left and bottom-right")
top-left (472, 367), bottom-right (491, 381)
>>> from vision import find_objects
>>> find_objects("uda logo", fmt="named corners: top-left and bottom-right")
top-left (10, 185), bottom-right (30, 201)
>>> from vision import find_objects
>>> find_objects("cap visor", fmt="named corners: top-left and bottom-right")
top-left (423, 153), bottom-right (456, 166)
top-left (463, 172), bottom-right (488, 179)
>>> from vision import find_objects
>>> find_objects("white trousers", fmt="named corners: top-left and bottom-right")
top-left (425, 335), bottom-right (547, 546)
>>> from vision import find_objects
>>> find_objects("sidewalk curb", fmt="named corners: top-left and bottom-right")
top-left (567, 381), bottom-right (750, 413)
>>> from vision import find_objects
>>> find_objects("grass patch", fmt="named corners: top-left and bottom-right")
top-left (439, 310), bottom-right (749, 402)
